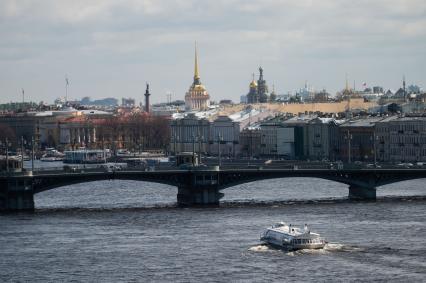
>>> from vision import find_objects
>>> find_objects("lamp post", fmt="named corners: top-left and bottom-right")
top-left (5, 138), bottom-right (9, 173)
top-left (217, 133), bottom-right (222, 167)
top-left (173, 131), bottom-right (177, 156)
top-left (20, 136), bottom-right (24, 171)
top-left (31, 136), bottom-right (35, 172)
top-left (175, 135), bottom-right (180, 167)
top-left (371, 132), bottom-right (378, 166)
top-left (192, 134), bottom-right (195, 166)
top-left (198, 135), bottom-right (203, 165)
top-left (345, 130), bottom-right (352, 164)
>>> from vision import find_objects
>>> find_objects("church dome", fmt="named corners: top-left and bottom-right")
top-left (192, 84), bottom-right (206, 92)
top-left (250, 80), bottom-right (257, 88)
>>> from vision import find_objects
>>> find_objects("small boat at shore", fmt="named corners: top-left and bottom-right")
top-left (64, 149), bottom-right (111, 164)
top-left (260, 222), bottom-right (326, 250)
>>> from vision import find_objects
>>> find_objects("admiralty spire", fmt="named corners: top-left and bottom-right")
top-left (185, 43), bottom-right (210, 111)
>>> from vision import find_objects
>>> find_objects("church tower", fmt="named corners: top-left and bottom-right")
top-left (185, 43), bottom-right (210, 111)
top-left (257, 66), bottom-right (269, 103)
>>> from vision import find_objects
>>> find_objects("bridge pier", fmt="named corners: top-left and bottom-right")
top-left (0, 178), bottom-right (34, 212)
top-left (177, 185), bottom-right (223, 206)
top-left (348, 185), bottom-right (376, 200)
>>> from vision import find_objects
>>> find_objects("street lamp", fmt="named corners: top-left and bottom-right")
top-left (192, 134), bottom-right (196, 166)
top-left (217, 132), bottom-right (222, 167)
top-left (198, 135), bottom-right (203, 165)
top-left (31, 136), bottom-right (35, 172)
top-left (20, 136), bottom-right (25, 170)
top-left (344, 130), bottom-right (353, 164)
top-left (370, 132), bottom-right (379, 166)
top-left (4, 138), bottom-right (10, 173)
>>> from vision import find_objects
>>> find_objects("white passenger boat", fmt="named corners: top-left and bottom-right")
top-left (260, 222), bottom-right (326, 250)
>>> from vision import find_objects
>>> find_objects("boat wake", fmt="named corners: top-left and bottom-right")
top-left (248, 243), bottom-right (362, 255)
top-left (248, 244), bottom-right (274, 252)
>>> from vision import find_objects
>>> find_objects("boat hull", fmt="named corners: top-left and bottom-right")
top-left (261, 240), bottom-right (325, 251)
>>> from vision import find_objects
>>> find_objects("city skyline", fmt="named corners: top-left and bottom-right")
top-left (1, 0), bottom-right (425, 104)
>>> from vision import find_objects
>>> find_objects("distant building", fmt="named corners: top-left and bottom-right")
top-left (296, 82), bottom-right (315, 102)
top-left (306, 117), bottom-right (341, 161)
top-left (210, 116), bottom-right (241, 157)
top-left (170, 108), bottom-right (274, 157)
top-left (257, 114), bottom-right (307, 159)
top-left (80, 97), bottom-right (118, 107)
top-left (185, 44), bottom-right (210, 111)
top-left (312, 90), bottom-right (329, 103)
top-left (376, 116), bottom-right (426, 162)
top-left (122, 98), bottom-right (135, 108)
top-left (239, 128), bottom-right (261, 158)
top-left (219, 100), bottom-right (233, 105)
top-left (337, 117), bottom-right (383, 162)
top-left (407, 84), bottom-right (421, 94)
top-left (281, 115), bottom-right (318, 160)
top-left (170, 113), bottom-right (210, 154)
top-left (373, 86), bottom-right (384, 94)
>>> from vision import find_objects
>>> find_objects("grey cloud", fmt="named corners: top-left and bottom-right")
top-left (0, 0), bottom-right (425, 103)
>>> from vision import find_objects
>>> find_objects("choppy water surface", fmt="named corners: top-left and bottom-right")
top-left (1, 174), bottom-right (425, 282)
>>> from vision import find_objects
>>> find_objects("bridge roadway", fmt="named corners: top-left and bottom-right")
top-left (1, 166), bottom-right (426, 212)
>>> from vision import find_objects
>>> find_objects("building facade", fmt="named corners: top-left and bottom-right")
top-left (170, 114), bottom-right (210, 154)
top-left (376, 116), bottom-right (426, 162)
top-left (306, 118), bottom-right (341, 161)
top-left (210, 116), bottom-right (241, 157)
top-left (239, 128), bottom-right (262, 158)
top-left (337, 117), bottom-right (383, 163)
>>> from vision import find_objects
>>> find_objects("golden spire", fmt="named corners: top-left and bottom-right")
top-left (194, 41), bottom-right (200, 82)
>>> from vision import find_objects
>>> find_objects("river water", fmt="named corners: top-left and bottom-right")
top-left (0, 162), bottom-right (425, 282)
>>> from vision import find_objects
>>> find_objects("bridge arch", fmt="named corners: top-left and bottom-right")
top-left (33, 173), bottom-right (178, 194)
top-left (377, 178), bottom-right (426, 197)
top-left (221, 177), bottom-right (348, 202)
top-left (34, 179), bottom-right (178, 209)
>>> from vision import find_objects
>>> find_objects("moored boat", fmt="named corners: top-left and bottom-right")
top-left (63, 149), bottom-right (111, 164)
top-left (40, 148), bottom-right (65, 162)
top-left (260, 222), bottom-right (326, 250)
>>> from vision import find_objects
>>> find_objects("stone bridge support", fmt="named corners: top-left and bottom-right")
top-left (177, 185), bottom-right (223, 206)
top-left (177, 171), bottom-right (224, 206)
top-left (348, 185), bottom-right (376, 200)
top-left (0, 178), bottom-right (34, 212)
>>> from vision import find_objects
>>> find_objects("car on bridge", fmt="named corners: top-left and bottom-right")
top-left (397, 163), bottom-right (413, 168)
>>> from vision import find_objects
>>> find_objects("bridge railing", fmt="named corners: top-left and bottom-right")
top-left (1, 162), bottom-right (424, 177)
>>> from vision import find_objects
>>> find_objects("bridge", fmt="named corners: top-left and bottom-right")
top-left (1, 166), bottom-right (426, 212)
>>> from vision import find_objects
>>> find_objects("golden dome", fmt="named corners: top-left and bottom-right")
top-left (194, 84), bottom-right (206, 91)
top-left (250, 80), bottom-right (257, 88)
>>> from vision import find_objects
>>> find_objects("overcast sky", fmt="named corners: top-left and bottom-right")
top-left (1, 0), bottom-right (425, 104)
